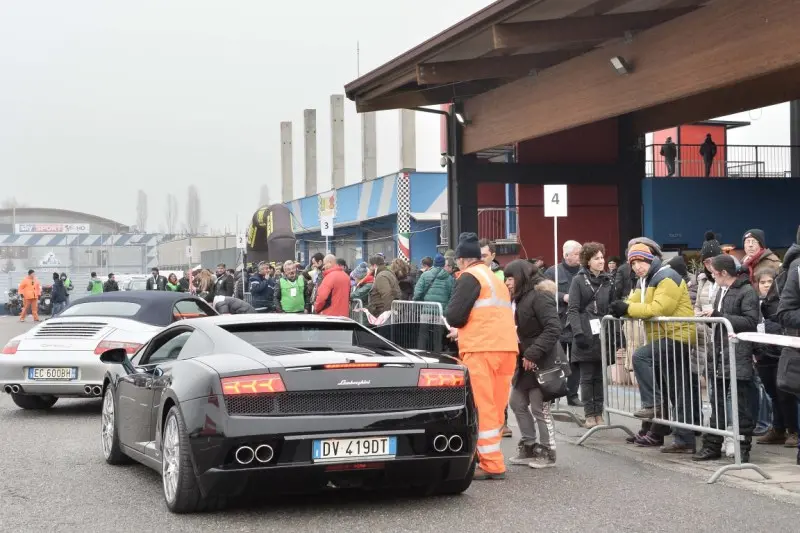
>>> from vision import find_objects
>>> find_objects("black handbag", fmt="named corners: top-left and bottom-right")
top-left (535, 365), bottom-right (568, 402)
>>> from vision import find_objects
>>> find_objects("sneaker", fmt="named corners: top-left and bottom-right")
top-left (501, 425), bottom-right (513, 439)
top-left (661, 442), bottom-right (695, 454)
top-left (784, 433), bottom-right (799, 448)
top-left (509, 442), bottom-right (537, 465)
top-left (473, 467), bottom-right (505, 480)
top-left (692, 447), bottom-right (722, 461)
top-left (757, 427), bottom-right (787, 445)
top-left (567, 396), bottom-right (584, 407)
top-left (528, 447), bottom-right (556, 469)
top-left (634, 432), bottom-right (664, 447)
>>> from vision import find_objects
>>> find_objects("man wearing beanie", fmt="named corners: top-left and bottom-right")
top-left (446, 232), bottom-right (517, 480)
top-left (693, 254), bottom-right (759, 462)
top-left (609, 240), bottom-right (699, 453)
top-left (741, 228), bottom-right (781, 284)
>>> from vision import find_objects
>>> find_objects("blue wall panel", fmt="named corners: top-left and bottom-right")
top-left (410, 220), bottom-right (441, 265)
top-left (642, 178), bottom-right (800, 249)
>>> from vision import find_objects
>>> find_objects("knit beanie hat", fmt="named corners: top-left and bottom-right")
top-left (743, 229), bottom-right (766, 248)
top-left (628, 243), bottom-right (654, 264)
top-left (700, 231), bottom-right (722, 261)
top-left (455, 232), bottom-right (481, 259)
top-left (433, 254), bottom-right (446, 268)
top-left (352, 262), bottom-right (369, 280)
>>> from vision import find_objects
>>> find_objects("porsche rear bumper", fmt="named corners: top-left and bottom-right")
top-left (0, 351), bottom-right (106, 397)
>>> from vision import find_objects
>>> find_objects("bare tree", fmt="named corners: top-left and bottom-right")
top-left (186, 185), bottom-right (201, 235)
top-left (259, 184), bottom-right (270, 207)
top-left (165, 194), bottom-right (179, 234)
top-left (135, 190), bottom-right (148, 232)
top-left (2, 197), bottom-right (24, 209)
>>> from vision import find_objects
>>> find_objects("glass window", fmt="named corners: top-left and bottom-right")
top-left (144, 332), bottom-right (192, 365)
top-left (59, 301), bottom-right (141, 318)
top-left (173, 299), bottom-right (214, 321)
top-left (222, 323), bottom-right (402, 355)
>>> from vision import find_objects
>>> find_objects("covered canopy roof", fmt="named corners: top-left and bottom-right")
top-left (345, 0), bottom-right (710, 114)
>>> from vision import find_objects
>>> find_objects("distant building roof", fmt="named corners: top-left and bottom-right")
top-left (0, 207), bottom-right (130, 232)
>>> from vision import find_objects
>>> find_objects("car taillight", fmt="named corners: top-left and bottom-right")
top-left (418, 368), bottom-right (465, 388)
top-left (323, 363), bottom-right (380, 369)
top-left (2, 340), bottom-right (20, 355)
top-left (221, 374), bottom-right (286, 395)
top-left (94, 341), bottom-right (142, 355)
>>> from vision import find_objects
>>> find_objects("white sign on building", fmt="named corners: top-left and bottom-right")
top-left (15, 223), bottom-right (91, 234)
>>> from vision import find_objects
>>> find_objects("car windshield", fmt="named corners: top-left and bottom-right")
top-left (222, 322), bottom-right (403, 356)
top-left (129, 280), bottom-right (147, 291)
top-left (58, 301), bottom-right (141, 318)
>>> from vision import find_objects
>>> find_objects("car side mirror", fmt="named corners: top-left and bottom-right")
top-left (99, 348), bottom-right (129, 365)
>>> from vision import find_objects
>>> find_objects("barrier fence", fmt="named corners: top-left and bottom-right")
top-left (577, 315), bottom-right (772, 484)
top-left (348, 300), bottom-right (450, 353)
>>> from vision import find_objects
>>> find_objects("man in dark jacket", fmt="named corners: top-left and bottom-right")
top-left (776, 227), bottom-right (800, 464)
top-left (146, 268), bottom-right (168, 291)
top-left (544, 239), bottom-right (582, 406)
top-left (660, 136), bottom-right (677, 176)
top-left (103, 273), bottom-right (120, 292)
top-left (214, 263), bottom-right (234, 297)
top-left (693, 254), bottom-right (759, 462)
top-left (50, 272), bottom-right (68, 315)
top-left (179, 270), bottom-right (192, 292)
top-left (213, 296), bottom-right (255, 314)
top-left (368, 255), bottom-right (401, 317)
top-left (699, 133), bottom-right (717, 177)
top-left (249, 263), bottom-right (276, 312)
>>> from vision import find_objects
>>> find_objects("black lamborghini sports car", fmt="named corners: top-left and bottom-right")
top-left (98, 313), bottom-right (477, 513)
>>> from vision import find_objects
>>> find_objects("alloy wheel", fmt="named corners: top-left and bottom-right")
top-left (101, 390), bottom-right (114, 458)
top-left (162, 415), bottom-right (180, 504)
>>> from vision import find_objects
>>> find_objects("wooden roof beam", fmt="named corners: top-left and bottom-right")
top-left (492, 7), bottom-right (696, 49)
top-left (355, 80), bottom-right (504, 113)
top-left (416, 50), bottom-right (585, 84)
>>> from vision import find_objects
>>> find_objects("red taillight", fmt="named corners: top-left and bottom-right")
top-left (418, 368), bottom-right (465, 388)
top-left (323, 363), bottom-right (380, 369)
top-left (221, 374), bottom-right (286, 395)
top-left (2, 340), bottom-right (20, 355)
top-left (94, 340), bottom-right (142, 355)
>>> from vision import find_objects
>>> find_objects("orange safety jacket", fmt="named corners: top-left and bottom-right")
top-left (18, 277), bottom-right (41, 300)
top-left (456, 263), bottom-right (517, 354)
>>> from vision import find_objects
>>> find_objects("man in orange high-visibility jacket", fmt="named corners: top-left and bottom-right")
top-left (446, 233), bottom-right (518, 480)
top-left (18, 269), bottom-right (42, 322)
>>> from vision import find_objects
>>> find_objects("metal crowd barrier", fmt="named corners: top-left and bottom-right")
top-left (576, 315), bottom-right (771, 484)
top-left (349, 299), bottom-right (366, 326)
top-left (348, 300), bottom-right (451, 353)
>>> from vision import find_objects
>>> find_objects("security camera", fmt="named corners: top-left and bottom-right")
top-left (440, 155), bottom-right (448, 168)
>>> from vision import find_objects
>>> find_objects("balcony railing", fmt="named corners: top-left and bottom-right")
top-left (438, 208), bottom-right (519, 247)
top-left (646, 144), bottom-right (799, 178)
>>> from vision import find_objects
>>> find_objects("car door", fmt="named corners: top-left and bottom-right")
top-left (117, 329), bottom-right (191, 454)
top-left (172, 298), bottom-right (215, 321)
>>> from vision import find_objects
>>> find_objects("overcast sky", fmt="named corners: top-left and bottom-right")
top-left (0, 0), bottom-right (491, 232)
top-left (1, 1), bottom-right (792, 233)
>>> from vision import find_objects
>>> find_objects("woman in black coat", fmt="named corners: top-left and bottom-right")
top-left (504, 260), bottom-right (563, 469)
top-left (566, 242), bottom-right (613, 428)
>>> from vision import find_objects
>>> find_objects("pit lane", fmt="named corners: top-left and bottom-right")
top-left (1, 317), bottom-right (798, 532)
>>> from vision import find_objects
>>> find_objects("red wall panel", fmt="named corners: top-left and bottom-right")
top-left (516, 119), bottom-right (619, 165)
top-left (679, 124), bottom-right (727, 177)
top-left (651, 127), bottom-right (678, 177)
top-left (516, 184), bottom-right (620, 264)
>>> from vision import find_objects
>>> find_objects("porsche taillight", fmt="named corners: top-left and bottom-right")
top-left (94, 340), bottom-right (142, 355)
top-left (2, 340), bottom-right (20, 355)
top-left (417, 368), bottom-right (465, 388)
top-left (221, 374), bottom-right (286, 395)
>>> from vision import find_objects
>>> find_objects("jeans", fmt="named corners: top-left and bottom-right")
top-left (633, 338), bottom-right (700, 446)
top-left (758, 363), bottom-right (798, 433)
top-left (509, 383), bottom-right (555, 449)
top-left (51, 302), bottom-right (67, 316)
top-left (702, 378), bottom-right (755, 454)
top-left (579, 361), bottom-right (604, 417)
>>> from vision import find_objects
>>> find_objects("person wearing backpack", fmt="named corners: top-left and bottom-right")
top-left (413, 254), bottom-right (454, 353)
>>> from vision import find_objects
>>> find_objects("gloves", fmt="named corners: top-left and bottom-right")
top-left (574, 333), bottom-right (591, 350)
top-left (609, 300), bottom-right (629, 318)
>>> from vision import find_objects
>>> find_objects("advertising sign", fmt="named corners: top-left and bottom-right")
top-left (15, 223), bottom-right (91, 234)
top-left (318, 190), bottom-right (336, 218)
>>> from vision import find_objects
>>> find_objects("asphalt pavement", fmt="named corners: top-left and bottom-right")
top-left (1, 316), bottom-right (800, 532)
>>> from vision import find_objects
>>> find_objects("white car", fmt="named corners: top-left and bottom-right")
top-left (0, 291), bottom-right (216, 410)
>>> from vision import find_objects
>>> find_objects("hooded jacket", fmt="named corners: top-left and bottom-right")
top-left (566, 267), bottom-right (613, 363)
top-left (777, 243), bottom-right (800, 335)
top-left (709, 275), bottom-right (759, 381)
top-left (368, 266), bottom-right (401, 316)
top-left (505, 260), bottom-right (563, 388)
top-left (412, 266), bottom-right (454, 313)
top-left (625, 257), bottom-right (696, 343)
top-left (214, 296), bottom-right (255, 315)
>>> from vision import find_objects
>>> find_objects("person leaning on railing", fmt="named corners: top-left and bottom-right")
top-left (609, 243), bottom-right (700, 454)
top-left (692, 254), bottom-right (759, 463)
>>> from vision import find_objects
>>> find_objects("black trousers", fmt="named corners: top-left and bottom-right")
top-left (758, 362), bottom-right (798, 433)
top-left (702, 378), bottom-right (755, 453)
top-left (579, 361), bottom-right (604, 417)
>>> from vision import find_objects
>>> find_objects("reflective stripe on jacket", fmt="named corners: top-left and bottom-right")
top-left (457, 263), bottom-right (517, 354)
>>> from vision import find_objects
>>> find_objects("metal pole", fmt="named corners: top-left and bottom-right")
top-left (553, 216), bottom-right (559, 312)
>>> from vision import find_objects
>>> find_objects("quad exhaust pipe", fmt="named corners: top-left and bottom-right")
top-left (448, 435), bottom-right (464, 453)
top-left (3, 384), bottom-right (21, 394)
top-left (433, 434), bottom-right (448, 453)
top-left (254, 444), bottom-right (274, 464)
top-left (84, 385), bottom-right (102, 397)
top-left (235, 446), bottom-right (255, 465)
